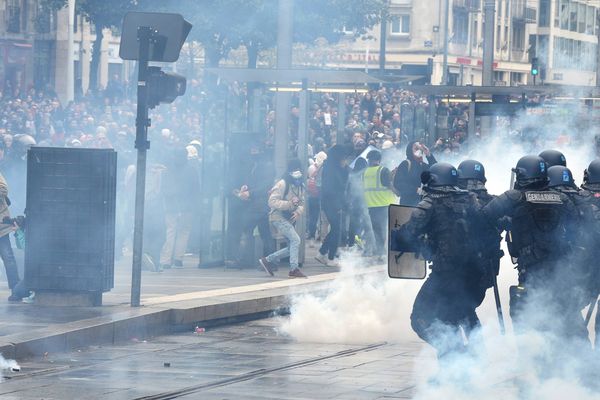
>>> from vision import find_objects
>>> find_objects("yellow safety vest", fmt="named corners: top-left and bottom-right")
top-left (363, 166), bottom-right (397, 208)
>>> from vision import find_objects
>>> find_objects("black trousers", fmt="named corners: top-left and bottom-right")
top-left (240, 211), bottom-right (274, 263)
top-left (0, 234), bottom-right (20, 290)
top-left (319, 205), bottom-right (342, 260)
top-left (411, 270), bottom-right (479, 359)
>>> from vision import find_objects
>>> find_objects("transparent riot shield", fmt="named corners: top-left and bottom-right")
top-left (387, 205), bottom-right (427, 279)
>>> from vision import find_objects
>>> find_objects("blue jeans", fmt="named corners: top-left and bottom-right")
top-left (266, 219), bottom-right (300, 270)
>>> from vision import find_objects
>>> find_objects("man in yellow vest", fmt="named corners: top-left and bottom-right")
top-left (363, 150), bottom-right (397, 258)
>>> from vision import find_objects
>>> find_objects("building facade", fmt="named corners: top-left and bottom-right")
top-left (534, 0), bottom-right (598, 86)
top-left (0, 0), bottom-right (130, 103)
top-left (307, 0), bottom-right (598, 87)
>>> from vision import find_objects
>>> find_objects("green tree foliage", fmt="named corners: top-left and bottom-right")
top-left (140, 0), bottom-right (387, 68)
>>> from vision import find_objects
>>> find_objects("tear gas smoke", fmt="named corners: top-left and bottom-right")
top-left (0, 354), bottom-right (20, 377)
top-left (280, 102), bottom-right (599, 397)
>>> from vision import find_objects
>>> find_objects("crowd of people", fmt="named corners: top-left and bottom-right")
top-left (0, 77), bottom-right (594, 293)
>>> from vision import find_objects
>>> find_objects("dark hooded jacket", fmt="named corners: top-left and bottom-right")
top-left (393, 140), bottom-right (437, 206)
top-left (321, 145), bottom-right (350, 211)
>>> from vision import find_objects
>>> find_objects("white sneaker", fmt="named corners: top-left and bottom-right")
top-left (315, 254), bottom-right (329, 266)
top-left (327, 259), bottom-right (340, 268)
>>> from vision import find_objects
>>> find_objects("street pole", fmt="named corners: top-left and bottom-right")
top-left (297, 78), bottom-right (309, 265)
top-left (274, 0), bottom-right (293, 177)
top-left (596, 11), bottom-right (600, 86)
top-left (130, 27), bottom-right (153, 307)
top-left (66, 0), bottom-right (76, 103)
top-left (482, 0), bottom-right (495, 86)
top-left (442, 0), bottom-right (450, 85)
top-left (379, 8), bottom-right (387, 73)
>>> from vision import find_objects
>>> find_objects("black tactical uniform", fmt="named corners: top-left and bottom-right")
top-left (548, 166), bottom-right (596, 316)
top-left (393, 163), bottom-right (481, 359)
top-left (458, 160), bottom-right (503, 327)
top-left (580, 160), bottom-right (600, 349)
top-left (482, 156), bottom-right (584, 340)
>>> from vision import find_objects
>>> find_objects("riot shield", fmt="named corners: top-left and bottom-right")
top-left (388, 205), bottom-right (427, 279)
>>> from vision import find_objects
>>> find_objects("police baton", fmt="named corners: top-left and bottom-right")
top-left (493, 276), bottom-right (506, 335)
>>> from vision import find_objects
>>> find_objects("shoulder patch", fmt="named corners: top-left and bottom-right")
top-left (525, 191), bottom-right (563, 204)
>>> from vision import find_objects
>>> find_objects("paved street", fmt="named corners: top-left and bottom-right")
top-left (0, 317), bottom-right (430, 400)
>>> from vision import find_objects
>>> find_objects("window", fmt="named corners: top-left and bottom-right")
top-left (472, 19), bottom-right (478, 48)
top-left (559, 0), bottom-right (569, 30)
top-left (539, 0), bottom-right (550, 27)
top-left (512, 24), bottom-right (525, 51)
top-left (390, 14), bottom-right (410, 35)
top-left (569, 0), bottom-right (577, 32)
top-left (578, 3), bottom-right (586, 33)
top-left (586, 6), bottom-right (595, 34)
top-left (553, 37), bottom-right (597, 71)
top-left (453, 9), bottom-right (468, 44)
top-left (496, 25), bottom-right (501, 50)
top-left (7, 0), bottom-right (21, 33)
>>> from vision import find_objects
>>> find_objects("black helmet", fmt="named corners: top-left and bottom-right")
top-left (584, 159), bottom-right (600, 184)
top-left (422, 162), bottom-right (458, 187)
top-left (548, 166), bottom-right (576, 188)
top-left (457, 159), bottom-right (486, 183)
top-left (513, 155), bottom-right (549, 188)
top-left (539, 149), bottom-right (566, 167)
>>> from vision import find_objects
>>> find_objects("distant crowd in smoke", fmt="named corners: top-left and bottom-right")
top-left (0, 76), bottom-right (598, 274)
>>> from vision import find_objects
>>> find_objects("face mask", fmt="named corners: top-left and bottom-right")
top-left (291, 171), bottom-right (302, 179)
top-left (413, 149), bottom-right (424, 158)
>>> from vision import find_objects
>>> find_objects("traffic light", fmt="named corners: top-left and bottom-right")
top-left (147, 67), bottom-right (187, 109)
top-left (531, 57), bottom-right (539, 76)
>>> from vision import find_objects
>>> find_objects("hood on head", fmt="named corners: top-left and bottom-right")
top-left (405, 140), bottom-right (418, 160)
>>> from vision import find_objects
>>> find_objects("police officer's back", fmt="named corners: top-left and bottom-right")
top-left (393, 163), bottom-right (481, 359)
top-left (458, 160), bottom-right (502, 308)
top-left (482, 155), bottom-right (579, 336)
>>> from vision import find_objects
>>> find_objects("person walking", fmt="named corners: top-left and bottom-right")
top-left (316, 145), bottom-right (351, 267)
top-left (259, 159), bottom-right (306, 278)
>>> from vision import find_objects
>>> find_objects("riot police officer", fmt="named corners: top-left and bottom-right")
top-left (392, 162), bottom-right (481, 359)
top-left (547, 165), bottom-right (595, 343)
top-left (457, 160), bottom-right (504, 332)
top-left (539, 149), bottom-right (567, 168)
top-left (482, 155), bottom-right (585, 342)
top-left (580, 160), bottom-right (600, 349)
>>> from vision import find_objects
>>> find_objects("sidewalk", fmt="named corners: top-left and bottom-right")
top-left (0, 246), bottom-right (384, 360)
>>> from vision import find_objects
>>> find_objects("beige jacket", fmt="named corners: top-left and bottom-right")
top-left (268, 179), bottom-right (305, 223)
top-left (0, 173), bottom-right (13, 238)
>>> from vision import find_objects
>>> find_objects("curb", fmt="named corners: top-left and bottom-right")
top-left (0, 275), bottom-right (332, 360)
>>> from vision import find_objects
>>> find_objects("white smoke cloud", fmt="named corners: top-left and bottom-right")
top-left (0, 354), bottom-right (20, 379)
top-left (280, 102), bottom-right (599, 397)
